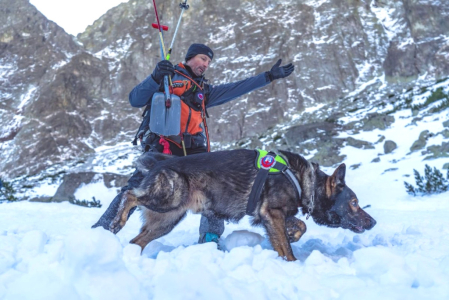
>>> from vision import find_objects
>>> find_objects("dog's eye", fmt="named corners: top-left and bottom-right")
top-left (351, 200), bottom-right (358, 207)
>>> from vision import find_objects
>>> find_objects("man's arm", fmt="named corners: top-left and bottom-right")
top-left (128, 75), bottom-right (161, 108)
top-left (205, 72), bottom-right (270, 108)
top-left (205, 59), bottom-right (294, 108)
top-left (129, 61), bottom-right (175, 108)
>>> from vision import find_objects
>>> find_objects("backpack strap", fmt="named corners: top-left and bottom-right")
top-left (132, 104), bottom-right (152, 146)
top-left (174, 69), bottom-right (211, 152)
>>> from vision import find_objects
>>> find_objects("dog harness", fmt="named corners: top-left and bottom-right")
top-left (246, 150), bottom-right (302, 215)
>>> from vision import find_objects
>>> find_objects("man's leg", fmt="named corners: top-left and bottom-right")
top-left (91, 169), bottom-right (144, 231)
top-left (184, 145), bottom-right (226, 246)
top-left (198, 214), bottom-right (225, 245)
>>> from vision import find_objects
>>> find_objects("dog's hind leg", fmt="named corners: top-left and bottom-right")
top-left (285, 216), bottom-right (307, 243)
top-left (260, 204), bottom-right (296, 261)
top-left (130, 207), bottom-right (187, 251)
top-left (109, 190), bottom-right (139, 234)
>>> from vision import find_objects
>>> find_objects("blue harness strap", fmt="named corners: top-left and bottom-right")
top-left (246, 150), bottom-right (302, 215)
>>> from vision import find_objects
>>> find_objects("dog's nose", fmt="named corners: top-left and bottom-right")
top-left (366, 217), bottom-right (376, 230)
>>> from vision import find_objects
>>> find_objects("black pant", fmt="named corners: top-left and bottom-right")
top-left (91, 135), bottom-right (225, 237)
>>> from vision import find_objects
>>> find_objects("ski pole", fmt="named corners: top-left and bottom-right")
top-left (152, 0), bottom-right (172, 106)
top-left (166, 0), bottom-right (189, 60)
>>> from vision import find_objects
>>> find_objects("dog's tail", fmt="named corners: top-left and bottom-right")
top-left (135, 152), bottom-right (174, 174)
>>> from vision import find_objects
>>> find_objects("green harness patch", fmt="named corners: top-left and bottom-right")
top-left (255, 149), bottom-right (288, 173)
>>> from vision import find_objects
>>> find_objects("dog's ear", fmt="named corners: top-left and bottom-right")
top-left (331, 163), bottom-right (346, 188)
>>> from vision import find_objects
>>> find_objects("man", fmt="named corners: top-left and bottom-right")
top-left (92, 43), bottom-right (294, 246)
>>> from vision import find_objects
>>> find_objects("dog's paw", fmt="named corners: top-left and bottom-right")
top-left (286, 217), bottom-right (306, 243)
top-left (109, 219), bottom-right (122, 234)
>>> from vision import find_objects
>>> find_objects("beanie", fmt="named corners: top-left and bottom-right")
top-left (185, 43), bottom-right (214, 62)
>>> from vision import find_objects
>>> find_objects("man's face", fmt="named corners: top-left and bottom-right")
top-left (185, 54), bottom-right (212, 76)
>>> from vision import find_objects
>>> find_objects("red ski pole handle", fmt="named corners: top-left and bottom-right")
top-left (152, 23), bottom-right (169, 31)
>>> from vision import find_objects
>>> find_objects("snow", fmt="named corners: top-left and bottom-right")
top-left (17, 86), bottom-right (37, 112)
top-left (27, 182), bottom-right (60, 198)
top-left (73, 175), bottom-right (118, 207)
top-left (370, 1), bottom-right (410, 43)
top-left (223, 230), bottom-right (265, 251)
top-left (346, 76), bottom-right (383, 98)
top-left (94, 34), bottom-right (134, 72)
top-left (1, 104), bottom-right (449, 299)
top-left (0, 116), bottom-right (23, 141)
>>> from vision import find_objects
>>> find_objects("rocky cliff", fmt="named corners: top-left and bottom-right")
top-left (1, 0), bottom-right (449, 180)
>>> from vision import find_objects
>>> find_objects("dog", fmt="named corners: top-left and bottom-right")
top-left (110, 149), bottom-right (376, 261)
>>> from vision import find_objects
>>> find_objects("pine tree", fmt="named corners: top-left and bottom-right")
top-left (404, 181), bottom-right (416, 196)
top-left (0, 179), bottom-right (18, 202)
top-left (404, 165), bottom-right (449, 196)
top-left (68, 196), bottom-right (102, 208)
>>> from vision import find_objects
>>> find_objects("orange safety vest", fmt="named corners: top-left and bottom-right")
top-left (166, 63), bottom-right (210, 152)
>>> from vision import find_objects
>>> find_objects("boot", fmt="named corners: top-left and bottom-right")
top-left (198, 232), bottom-right (221, 249)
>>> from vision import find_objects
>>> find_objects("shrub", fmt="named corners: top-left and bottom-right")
top-left (68, 196), bottom-right (102, 208)
top-left (0, 179), bottom-right (18, 202)
top-left (404, 165), bottom-right (449, 196)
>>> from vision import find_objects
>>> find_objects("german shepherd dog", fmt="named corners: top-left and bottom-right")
top-left (110, 149), bottom-right (376, 261)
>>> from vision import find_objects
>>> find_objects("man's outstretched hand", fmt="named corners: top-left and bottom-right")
top-left (268, 59), bottom-right (295, 81)
top-left (152, 60), bottom-right (175, 84)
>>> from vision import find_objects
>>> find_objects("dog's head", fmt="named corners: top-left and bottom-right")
top-left (311, 163), bottom-right (376, 233)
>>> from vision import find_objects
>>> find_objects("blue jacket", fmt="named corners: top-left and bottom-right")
top-left (129, 63), bottom-right (271, 109)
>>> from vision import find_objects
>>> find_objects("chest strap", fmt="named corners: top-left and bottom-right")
top-left (246, 150), bottom-right (302, 215)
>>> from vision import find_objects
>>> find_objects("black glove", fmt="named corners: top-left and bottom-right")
top-left (151, 60), bottom-right (175, 84)
top-left (267, 59), bottom-right (294, 81)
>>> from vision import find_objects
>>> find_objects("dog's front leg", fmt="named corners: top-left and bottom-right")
top-left (130, 207), bottom-right (187, 251)
top-left (109, 190), bottom-right (138, 234)
top-left (260, 204), bottom-right (296, 261)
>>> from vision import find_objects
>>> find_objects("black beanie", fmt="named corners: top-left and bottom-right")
top-left (185, 43), bottom-right (214, 62)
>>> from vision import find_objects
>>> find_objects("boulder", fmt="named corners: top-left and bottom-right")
top-left (424, 142), bottom-right (449, 160)
top-left (410, 130), bottom-right (430, 152)
top-left (346, 137), bottom-right (375, 149)
top-left (384, 140), bottom-right (397, 154)
top-left (47, 172), bottom-right (128, 202)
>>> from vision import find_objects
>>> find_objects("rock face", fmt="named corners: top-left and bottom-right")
top-left (1, 0), bottom-right (449, 179)
top-left (0, 0), bottom-right (84, 177)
